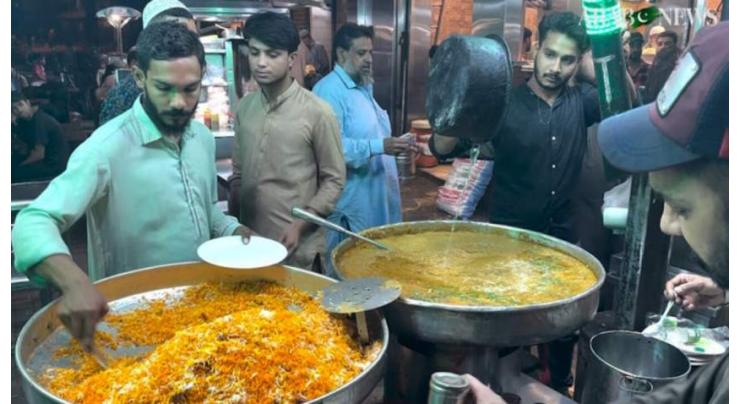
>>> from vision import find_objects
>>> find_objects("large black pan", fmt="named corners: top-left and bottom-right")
top-left (426, 34), bottom-right (512, 143)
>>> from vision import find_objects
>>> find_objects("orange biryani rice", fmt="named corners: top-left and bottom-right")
top-left (38, 282), bottom-right (381, 403)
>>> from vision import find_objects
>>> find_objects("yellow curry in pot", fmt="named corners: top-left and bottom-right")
top-left (336, 230), bottom-right (597, 307)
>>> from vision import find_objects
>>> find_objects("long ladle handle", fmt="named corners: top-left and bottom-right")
top-left (291, 207), bottom-right (390, 250)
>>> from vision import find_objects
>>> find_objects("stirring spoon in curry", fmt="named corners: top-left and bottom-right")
top-left (291, 207), bottom-right (391, 251)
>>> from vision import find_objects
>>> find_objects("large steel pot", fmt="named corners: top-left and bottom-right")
top-left (332, 221), bottom-right (605, 347)
top-left (581, 331), bottom-right (691, 403)
top-left (16, 262), bottom-right (388, 404)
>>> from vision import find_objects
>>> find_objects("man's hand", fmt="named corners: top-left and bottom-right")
top-left (279, 219), bottom-right (308, 254)
top-left (21, 144), bottom-right (46, 166)
top-left (232, 225), bottom-right (253, 244)
top-left (33, 255), bottom-right (110, 353)
top-left (464, 374), bottom-right (507, 404)
top-left (57, 279), bottom-right (109, 353)
top-left (665, 273), bottom-right (726, 311)
top-left (383, 137), bottom-right (413, 155)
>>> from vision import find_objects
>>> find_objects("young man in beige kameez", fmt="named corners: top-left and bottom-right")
top-left (229, 12), bottom-right (345, 271)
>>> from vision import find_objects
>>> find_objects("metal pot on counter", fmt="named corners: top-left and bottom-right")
top-left (331, 221), bottom-right (605, 347)
top-left (330, 221), bottom-right (605, 402)
top-left (581, 330), bottom-right (691, 403)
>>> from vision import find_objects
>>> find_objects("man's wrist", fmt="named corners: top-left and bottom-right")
top-left (35, 255), bottom-right (89, 294)
top-left (232, 225), bottom-right (249, 235)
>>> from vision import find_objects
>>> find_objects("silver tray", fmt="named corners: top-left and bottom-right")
top-left (16, 262), bottom-right (389, 403)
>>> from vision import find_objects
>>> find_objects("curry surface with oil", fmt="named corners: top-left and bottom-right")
top-left (336, 230), bottom-right (597, 306)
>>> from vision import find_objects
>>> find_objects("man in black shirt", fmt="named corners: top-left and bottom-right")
top-left (431, 12), bottom-right (614, 395)
top-left (432, 12), bottom-right (600, 241)
top-left (11, 92), bottom-right (70, 182)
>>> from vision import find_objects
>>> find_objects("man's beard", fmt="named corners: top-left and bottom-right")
top-left (687, 210), bottom-right (729, 289)
top-left (360, 70), bottom-right (374, 86)
top-left (704, 204), bottom-right (730, 289)
top-left (355, 63), bottom-right (373, 86)
top-left (692, 249), bottom-right (729, 289)
top-left (142, 89), bottom-right (197, 135)
top-left (701, 226), bottom-right (729, 289)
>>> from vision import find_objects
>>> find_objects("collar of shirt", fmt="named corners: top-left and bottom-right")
top-left (333, 64), bottom-right (369, 90)
top-left (259, 79), bottom-right (301, 111)
top-left (131, 96), bottom-right (195, 146)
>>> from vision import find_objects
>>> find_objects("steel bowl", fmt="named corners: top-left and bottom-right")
top-left (332, 221), bottom-right (605, 347)
top-left (16, 262), bottom-right (388, 403)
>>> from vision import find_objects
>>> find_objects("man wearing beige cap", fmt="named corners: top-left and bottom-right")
top-left (643, 25), bottom-right (666, 61)
top-left (142, 0), bottom-right (197, 32)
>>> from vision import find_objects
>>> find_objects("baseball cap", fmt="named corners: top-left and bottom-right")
top-left (142, 0), bottom-right (190, 28)
top-left (597, 22), bottom-right (728, 173)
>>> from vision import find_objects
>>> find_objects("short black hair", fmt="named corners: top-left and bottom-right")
top-left (428, 45), bottom-right (439, 60)
top-left (244, 12), bottom-right (300, 53)
top-left (628, 31), bottom-right (645, 45)
top-left (538, 12), bottom-right (590, 54)
top-left (127, 46), bottom-right (138, 67)
top-left (150, 7), bottom-right (193, 25)
top-left (136, 20), bottom-right (205, 73)
top-left (657, 30), bottom-right (679, 44)
top-left (333, 23), bottom-right (374, 60)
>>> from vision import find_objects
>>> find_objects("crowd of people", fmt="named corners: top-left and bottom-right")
top-left (622, 27), bottom-right (682, 103)
top-left (10, 0), bottom-right (728, 403)
top-left (10, 42), bottom-right (146, 182)
top-left (12, 0), bottom-right (412, 350)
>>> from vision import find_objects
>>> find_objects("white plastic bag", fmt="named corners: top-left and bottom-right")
top-left (436, 158), bottom-right (494, 219)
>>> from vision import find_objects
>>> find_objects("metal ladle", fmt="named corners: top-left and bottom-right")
top-left (643, 300), bottom-right (676, 337)
top-left (320, 278), bottom-right (401, 344)
top-left (291, 207), bottom-right (391, 251)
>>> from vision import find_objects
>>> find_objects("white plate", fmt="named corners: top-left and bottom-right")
top-left (646, 326), bottom-right (727, 358)
top-left (197, 236), bottom-right (288, 269)
top-left (690, 357), bottom-right (719, 367)
top-left (677, 337), bottom-right (727, 357)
